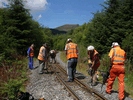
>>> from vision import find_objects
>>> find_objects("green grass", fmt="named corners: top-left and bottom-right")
top-left (60, 51), bottom-right (67, 63)
top-left (113, 77), bottom-right (133, 98)
top-left (60, 51), bottom-right (133, 98)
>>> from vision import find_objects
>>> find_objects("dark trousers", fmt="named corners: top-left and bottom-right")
top-left (67, 58), bottom-right (77, 80)
top-left (50, 57), bottom-right (55, 63)
top-left (29, 57), bottom-right (34, 69)
top-left (38, 60), bottom-right (45, 73)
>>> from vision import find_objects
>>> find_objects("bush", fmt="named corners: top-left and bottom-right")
top-left (99, 53), bottom-right (110, 72)
top-left (0, 51), bottom-right (28, 99)
top-left (1, 79), bottom-right (25, 100)
top-left (77, 43), bottom-right (88, 61)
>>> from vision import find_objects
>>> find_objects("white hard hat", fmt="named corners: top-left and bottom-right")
top-left (111, 42), bottom-right (119, 47)
top-left (50, 50), bottom-right (54, 53)
top-left (87, 45), bottom-right (94, 51)
top-left (67, 38), bottom-right (72, 42)
top-left (111, 42), bottom-right (115, 47)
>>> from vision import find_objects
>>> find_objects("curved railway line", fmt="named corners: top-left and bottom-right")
top-left (25, 52), bottom-right (133, 100)
top-left (48, 62), bottom-right (107, 100)
top-left (1, 52), bottom-right (133, 100)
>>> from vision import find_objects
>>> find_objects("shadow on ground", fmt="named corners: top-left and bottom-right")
top-left (124, 90), bottom-right (131, 98)
top-left (76, 73), bottom-right (86, 79)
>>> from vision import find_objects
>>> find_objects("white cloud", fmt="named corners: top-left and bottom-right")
top-left (38, 14), bottom-right (42, 19)
top-left (0, 0), bottom-right (9, 8)
top-left (35, 14), bottom-right (42, 20)
top-left (0, 0), bottom-right (48, 13)
top-left (24, 0), bottom-right (48, 13)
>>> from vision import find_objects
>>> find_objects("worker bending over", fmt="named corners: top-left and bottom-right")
top-left (87, 45), bottom-right (100, 86)
top-left (37, 43), bottom-right (48, 74)
top-left (49, 50), bottom-right (56, 63)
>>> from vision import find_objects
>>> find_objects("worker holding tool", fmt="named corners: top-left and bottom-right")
top-left (101, 42), bottom-right (116, 90)
top-left (27, 44), bottom-right (34, 69)
top-left (37, 43), bottom-right (48, 74)
top-left (65, 38), bottom-right (78, 82)
top-left (87, 45), bottom-right (100, 86)
top-left (106, 42), bottom-right (126, 100)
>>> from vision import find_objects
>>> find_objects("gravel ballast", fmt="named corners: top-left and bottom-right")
top-left (26, 52), bottom-right (133, 100)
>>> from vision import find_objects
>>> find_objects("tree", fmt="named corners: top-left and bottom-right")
top-left (1, 0), bottom-right (32, 55)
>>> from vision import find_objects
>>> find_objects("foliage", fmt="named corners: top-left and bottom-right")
top-left (53, 0), bottom-right (133, 96)
top-left (51, 0), bottom-right (133, 70)
top-left (0, 51), bottom-right (28, 99)
top-left (77, 43), bottom-right (87, 60)
top-left (0, 0), bottom-right (53, 58)
top-left (1, 0), bottom-right (133, 98)
top-left (122, 32), bottom-right (133, 62)
top-left (60, 51), bottom-right (67, 63)
top-left (1, 0), bottom-right (32, 54)
top-left (52, 34), bottom-right (68, 50)
top-left (99, 53), bottom-right (110, 71)
top-left (55, 24), bottom-right (79, 32)
top-left (1, 79), bottom-right (25, 100)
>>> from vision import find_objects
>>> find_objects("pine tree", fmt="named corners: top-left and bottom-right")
top-left (1, 0), bottom-right (32, 54)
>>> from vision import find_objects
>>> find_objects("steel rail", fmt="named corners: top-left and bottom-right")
top-left (52, 65), bottom-right (82, 100)
top-left (55, 64), bottom-right (107, 100)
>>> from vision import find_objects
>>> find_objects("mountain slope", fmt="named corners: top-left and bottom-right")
top-left (50, 24), bottom-right (79, 35)
top-left (55, 24), bottom-right (79, 31)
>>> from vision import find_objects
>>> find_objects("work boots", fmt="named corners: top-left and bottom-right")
top-left (65, 79), bottom-right (73, 82)
top-left (91, 82), bottom-right (97, 86)
top-left (88, 79), bottom-right (92, 83)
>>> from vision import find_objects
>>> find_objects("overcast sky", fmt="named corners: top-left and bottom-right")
top-left (0, 0), bottom-right (107, 28)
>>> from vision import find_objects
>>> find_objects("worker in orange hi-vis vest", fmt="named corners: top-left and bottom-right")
top-left (87, 45), bottom-right (100, 86)
top-left (27, 44), bottom-right (34, 69)
top-left (106, 42), bottom-right (126, 100)
top-left (37, 43), bottom-right (48, 74)
top-left (65, 38), bottom-right (78, 82)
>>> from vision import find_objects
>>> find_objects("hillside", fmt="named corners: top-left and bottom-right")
top-left (50, 24), bottom-right (79, 35)
top-left (55, 24), bottom-right (79, 32)
top-left (50, 29), bottom-right (67, 35)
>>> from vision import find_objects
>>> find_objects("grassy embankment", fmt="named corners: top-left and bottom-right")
top-left (0, 53), bottom-right (37, 99)
top-left (60, 51), bottom-right (133, 98)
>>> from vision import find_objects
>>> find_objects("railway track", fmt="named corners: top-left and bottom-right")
top-left (48, 63), bottom-right (107, 100)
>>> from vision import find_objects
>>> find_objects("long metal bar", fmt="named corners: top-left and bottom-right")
top-left (56, 64), bottom-right (107, 100)
top-left (54, 69), bottom-right (82, 100)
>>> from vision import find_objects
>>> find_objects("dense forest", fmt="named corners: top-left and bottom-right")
top-left (0, 0), bottom-right (133, 99)
top-left (53, 0), bottom-right (133, 62)
top-left (1, 0), bottom-right (133, 61)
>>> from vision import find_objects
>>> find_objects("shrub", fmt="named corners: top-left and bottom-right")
top-left (0, 51), bottom-right (28, 99)
top-left (1, 79), bottom-right (25, 100)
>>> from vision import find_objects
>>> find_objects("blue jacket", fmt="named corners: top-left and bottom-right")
top-left (27, 47), bottom-right (31, 57)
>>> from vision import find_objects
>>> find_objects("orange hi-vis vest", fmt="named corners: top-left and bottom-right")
top-left (38, 46), bottom-right (46, 62)
top-left (112, 47), bottom-right (125, 65)
top-left (66, 42), bottom-right (78, 60)
top-left (29, 47), bottom-right (34, 57)
top-left (89, 50), bottom-right (100, 68)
